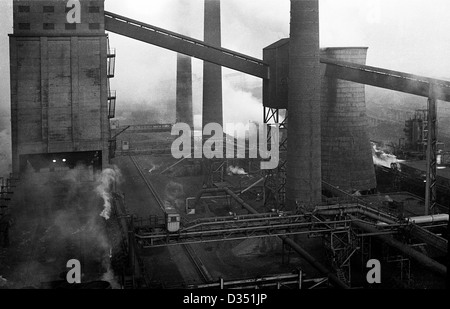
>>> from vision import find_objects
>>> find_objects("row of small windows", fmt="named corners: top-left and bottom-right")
top-left (18, 6), bottom-right (100, 13)
top-left (17, 23), bottom-right (101, 30)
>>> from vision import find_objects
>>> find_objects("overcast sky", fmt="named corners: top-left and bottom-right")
top-left (1, 0), bottom-right (450, 125)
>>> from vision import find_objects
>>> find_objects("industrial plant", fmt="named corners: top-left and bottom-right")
top-left (0, 0), bottom-right (448, 290)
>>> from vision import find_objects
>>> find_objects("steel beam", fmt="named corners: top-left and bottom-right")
top-left (104, 11), bottom-right (269, 79)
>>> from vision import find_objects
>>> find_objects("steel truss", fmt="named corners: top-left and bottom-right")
top-left (425, 87), bottom-right (438, 215)
top-left (190, 270), bottom-right (329, 289)
top-left (263, 107), bottom-right (287, 210)
top-left (135, 212), bottom-right (351, 248)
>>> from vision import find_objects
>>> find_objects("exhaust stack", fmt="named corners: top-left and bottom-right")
top-left (176, 53), bottom-right (194, 127)
top-left (286, 0), bottom-right (322, 209)
top-left (202, 0), bottom-right (223, 130)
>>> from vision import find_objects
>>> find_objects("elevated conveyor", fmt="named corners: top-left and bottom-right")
top-left (104, 11), bottom-right (270, 79)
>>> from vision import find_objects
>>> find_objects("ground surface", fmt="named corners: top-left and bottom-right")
top-left (111, 154), bottom-right (328, 288)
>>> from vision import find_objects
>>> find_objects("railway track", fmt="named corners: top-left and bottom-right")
top-left (128, 155), bottom-right (213, 285)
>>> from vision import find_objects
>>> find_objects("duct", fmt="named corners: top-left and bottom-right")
top-left (222, 187), bottom-right (259, 214)
top-left (407, 214), bottom-right (449, 224)
top-left (278, 235), bottom-right (349, 289)
top-left (350, 216), bottom-right (447, 277)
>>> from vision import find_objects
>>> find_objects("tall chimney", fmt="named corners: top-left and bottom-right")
top-left (176, 53), bottom-right (193, 127)
top-left (203, 0), bottom-right (223, 130)
top-left (286, 0), bottom-right (322, 209)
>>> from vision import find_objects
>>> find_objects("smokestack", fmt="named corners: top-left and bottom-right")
top-left (320, 48), bottom-right (377, 192)
top-left (203, 0), bottom-right (223, 130)
top-left (176, 53), bottom-right (193, 127)
top-left (286, 0), bottom-right (322, 209)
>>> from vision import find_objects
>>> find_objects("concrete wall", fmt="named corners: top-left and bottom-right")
top-left (10, 0), bottom-right (109, 173)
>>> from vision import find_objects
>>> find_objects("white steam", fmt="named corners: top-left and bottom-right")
top-left (228, 165), bottom-right (248, 175)
top-left (371, 142), bottom-right (402, 169)
top-left (95, 166), bottom-right (122, 220)
top-left (148, 163), bottom-right (159, 174)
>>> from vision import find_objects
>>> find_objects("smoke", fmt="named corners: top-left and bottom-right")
top-left (371, 142), bottom-right (402, 169)
top-left (95, 166), bottom-right (122, 220)
top-left (148, 163), bottom-right (159, 174)
top-left (227, 165), bottom-right (248, 176)
top-left (223, 77), bottom-right (262, 134)
top-left (2, 164), bottom-right (120, 288)
top-left (164, 180), bottom-right (185, 210)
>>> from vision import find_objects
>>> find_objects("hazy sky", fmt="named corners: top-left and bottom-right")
top-left (1, 0), bottom-right (450, 125)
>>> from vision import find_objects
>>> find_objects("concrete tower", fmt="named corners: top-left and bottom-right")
top-left (286, 0), bottom-right (322, 209)
top-left (9, 0), bottom-right (110, 174)
top-left (320, 48), bottom-right (377, 192)
top-left (176, 53), bottom-right (194, 127)
top-left (202, 0), bottom-right (223, 130)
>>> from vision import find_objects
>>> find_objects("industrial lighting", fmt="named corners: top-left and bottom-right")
top-left (52, 159), bottom-right (56, 163)
top-left (62, 159), bottom-right (66, 162)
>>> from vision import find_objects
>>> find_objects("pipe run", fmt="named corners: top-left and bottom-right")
top-left (193, 186), bottom-right (349, 289)
top-left (315, 204), bottom-right (448, 256)
top-left (314, 204), bottom-right (398, 225)
top-left (407, 214), bottom-right (449, 224)
top-left (350, 216), bottom-right (447, 277)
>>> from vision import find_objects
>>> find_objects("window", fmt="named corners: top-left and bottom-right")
top-left (89, 23), bottom-right (100, 30)
top-left (88, 6), bottom-right (100, 13)
top-left (43, 6), bottom-right (54, 13)
top-left (18, 6), bottom-right (30, 13)
top-left (65, 23), bottom-right (77, 30)
top-left (43, 23), bottom-right (55, 30)
top-left (18, 23), bottom-right (30, 30)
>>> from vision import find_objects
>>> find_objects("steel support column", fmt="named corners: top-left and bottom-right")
top-left (425, 85), bottom-right (437, 215)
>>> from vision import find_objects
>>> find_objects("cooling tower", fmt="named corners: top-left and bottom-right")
top-left (286, 0), bottom-right (322, 209)
top-left (320, 47), bottom-right (377, 192)
top-left (176, 53), bottom-right (193, 127)
top-left (202, 0), bottom-right (223, 129)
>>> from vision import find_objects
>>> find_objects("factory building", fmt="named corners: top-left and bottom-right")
top-left (9, 0), bottom-right (112, 175)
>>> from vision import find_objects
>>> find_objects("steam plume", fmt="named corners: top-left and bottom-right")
top-left (95, 166), bottom-right (122, 220)
top-left (228, 165), bottom-right (248, 175)
top-left (371, 142), bottom-right (402, 169)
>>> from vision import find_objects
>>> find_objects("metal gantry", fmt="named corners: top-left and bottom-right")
top-left (135, 212), bottom-right (352, 248)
